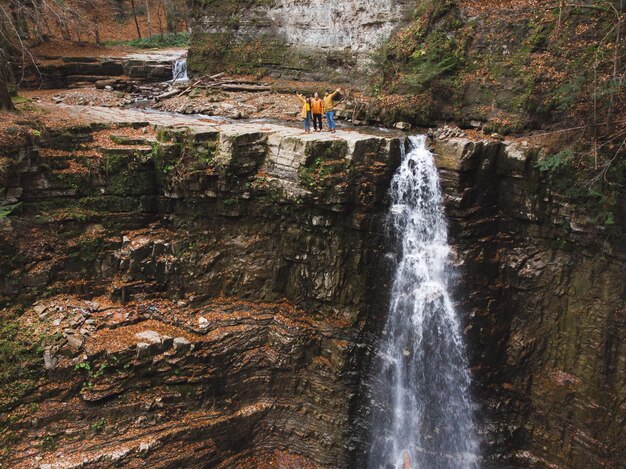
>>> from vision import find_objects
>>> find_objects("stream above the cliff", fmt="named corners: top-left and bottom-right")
top-left (367, 136), bottom-right (478, 469)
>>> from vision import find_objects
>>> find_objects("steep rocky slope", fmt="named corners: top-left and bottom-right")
top-left (0, 110), bottom-right (402, 467)
top-left (1, 106), bottom-right (623, 467)
top-left (1, 2), bottom-right (624, 465)
top-left (433, 136), bottom-right (625, 468)
top-left (187, 2), bottom-right (625, 465)
top-left (188, 0), bottom-right (414, 81)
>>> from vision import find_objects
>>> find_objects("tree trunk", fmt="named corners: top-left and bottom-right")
top-left (557, 0), bottom-right (565, 30)
top-left (163, 0), bottom-right (176, 34)
top-left (0, 69), bottom-right (14, 111)
top-left (145, 0), bottom-right (152, 37)
top-left (130, 0), bottom-right (142, 39)
top-left (94, 17), bottom-right (101, 44)
top-left (156, 2), bottom-right (164, 37)
top-left (59, 8), bottom-right (72, 40)
top-left (607, 4), bottom-right (624, 132)
top-left (0, 17), bottom-right (15, 111)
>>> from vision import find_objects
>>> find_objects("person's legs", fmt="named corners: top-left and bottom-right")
top-left (304, 112), bottom-right (311, 132)
top-left (328, 111), bottom-right (336, 131)
top-left (315, 114), bottom-right (323, 131)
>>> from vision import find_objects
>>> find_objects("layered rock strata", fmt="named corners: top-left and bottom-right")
top-left (0, 110), bottom-right (402, 467)
top-left (432, 136), bottom-right (625, 469)
top-left (188, 0), bottom-right (413, 81)
top-left (20, 50), bottom-right (186, 89)
top-left (0, 110), bottom-right (623, 468)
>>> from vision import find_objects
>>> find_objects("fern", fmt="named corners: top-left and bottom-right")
top-left (536, 149), bottom-right (575, 172)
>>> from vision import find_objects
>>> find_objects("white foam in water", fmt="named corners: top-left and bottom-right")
top-left (172, 58), bottom-right (189, 83)
top-left (367, 136), bottom-right (479, 468)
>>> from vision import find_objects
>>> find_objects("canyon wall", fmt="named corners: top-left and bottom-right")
top-left (0, 118), bottom-right (402, 467)
top-left (2, 116), bottom-right (623, 467)
top-left (432, 135), bottom-right (625, 468)
top-left (188, 0), bottom-right (413, 81)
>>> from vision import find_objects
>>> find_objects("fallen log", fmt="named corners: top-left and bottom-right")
top-left (219, 84), bottom-right (272, 92)
top-left (155, 89), bottom-right (180, 101)
top-left (177, 80), bottom-right (202, 98)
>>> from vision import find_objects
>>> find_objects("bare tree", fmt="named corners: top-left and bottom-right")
top-left (130, 0), bottom-right (142, 39)
top-left (156, 1), bottom-right (164, 37)
top-left (0, 10), bottom-right (16, 111)
top-left (145, 0), bottom-right (152, 37)
top-left (163, 0), bottom-right (176, 34)
top-left (557, 0), bottom-right (566, 30)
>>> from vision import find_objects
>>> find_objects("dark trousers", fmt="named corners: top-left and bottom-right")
top-left (313, 113), bottom-right (323, 131)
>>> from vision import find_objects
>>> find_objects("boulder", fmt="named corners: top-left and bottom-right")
top-left (66, 334), bottom-right (84, 350)
top-left (135, 330), bottom-right (162, 344)
top-left (173, 337), bottom-right (191, 353)
top-left (43, 348), bottom-right (58, 370)
top-left (394, 122), bottom-right (412, 131)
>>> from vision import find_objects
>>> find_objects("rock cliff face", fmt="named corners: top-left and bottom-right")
top-left (0, 109), bottom-right (623, 468)
top-left (0, 110), bottom-right (402, 467)
top-left (433, 136), bottom-right (625, 468)
top-left (20, 50), bottom-right (185, 89)
top-left (188, 0), bottom-right (413, 80)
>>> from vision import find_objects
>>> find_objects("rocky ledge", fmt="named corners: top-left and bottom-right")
top-left (20, 49), bottom-right (187, 89)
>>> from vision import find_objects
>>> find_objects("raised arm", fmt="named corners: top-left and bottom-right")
top-left (296, 93), bottom-right (306, 104)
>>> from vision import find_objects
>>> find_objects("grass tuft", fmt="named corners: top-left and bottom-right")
top-left (105, 32), bottom-right (189, 49)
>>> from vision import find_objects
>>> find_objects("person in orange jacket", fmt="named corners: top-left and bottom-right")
top-left (311, 92), bottom-right (325, 132)
top-left (296, 92), bottom-right (312, 133)
top-left (324, 88), bottom-right (341, 133)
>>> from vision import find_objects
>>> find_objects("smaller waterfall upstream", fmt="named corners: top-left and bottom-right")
top-left (172, 58), bottom-right (189, 83)
top-left (367, 136), bottom-right (478, 469)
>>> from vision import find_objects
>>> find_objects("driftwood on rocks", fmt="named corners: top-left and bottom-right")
top-left (219, 84), bottom-right (272, 92)
top-left (155, 80), bottom-right (203, 101)
top-left (177, 80), bottom-right (202, 97)
top-left (155, 89), bottom-right (180, 101)
top-left (155, 73), bottom-right (272, 101)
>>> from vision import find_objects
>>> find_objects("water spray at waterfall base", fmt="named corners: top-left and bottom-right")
top-left (367, 136), bottom-right (479, 469)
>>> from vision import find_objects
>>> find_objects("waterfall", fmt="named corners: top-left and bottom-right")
top-left (367, 136), bottom-right (479, 469)
top-left (172, 58), bottom-right (189, 83)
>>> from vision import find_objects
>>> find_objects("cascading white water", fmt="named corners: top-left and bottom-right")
top-left (172, 58), bottom-right (189, 83)
top-left (367, 136), bottom-right (479, 469)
